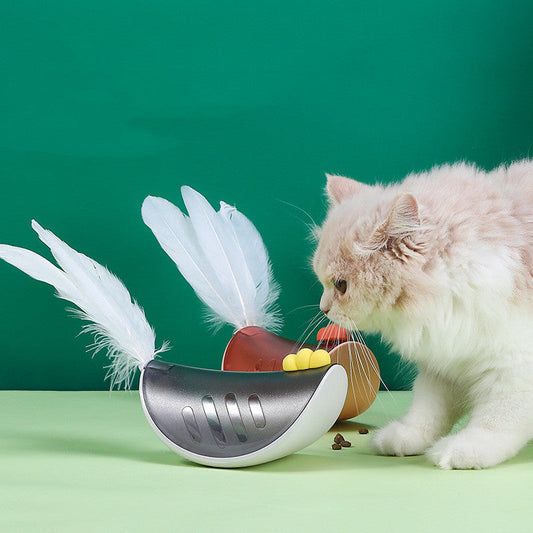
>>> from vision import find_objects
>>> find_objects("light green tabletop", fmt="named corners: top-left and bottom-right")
top-left (1, 391), bottom-right (531, 532)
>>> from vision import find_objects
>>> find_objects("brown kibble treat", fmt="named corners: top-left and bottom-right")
top-left (340, 440), bottom-right (351, 447)
top-left (332, 443), bottom-right (342, 450)
top-left (334, 433), bottom-right (344, 444)
top-left (358, 427), bottom-right (369, 434)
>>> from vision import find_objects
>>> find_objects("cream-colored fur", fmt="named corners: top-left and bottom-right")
top-left (313, 161), bottom-right (533, 469)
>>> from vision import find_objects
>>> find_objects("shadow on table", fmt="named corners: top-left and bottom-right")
top-left (1, 429), bottom-right (182, 467)
top-left (0, 420), bottom-right (391, 472)
top-left (4, 421), bottom-right (531, 473)
top-left (0, 420), bottom-right (425, 472)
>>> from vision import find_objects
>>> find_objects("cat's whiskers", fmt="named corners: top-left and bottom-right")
top-left (286, 304), bottom-right (321, 316)
top-left (347, 320), bottom-right (386, 389)
top-left (307, 278), bottom-right (322, 291)
top-left (296, 311), bottom-right (327, 350)
top-left (345, 325), bottom-right (376, 411)
top-left (277, 199), bottom-right (320, 240)
top-left (346, 318), bottom-right (398, 415)
top-left (354, 332), bottom-right (381, 385)
top-left (346, 336), bottom-right (362, 413)
top-left (296, 310), bottom-right (322, 339)
top-left (352, 334), bottom-right (374, 409)
top-left (348, 325), bottom-right (388, 420)
top-left (296, 312), bottom-right (397, 418)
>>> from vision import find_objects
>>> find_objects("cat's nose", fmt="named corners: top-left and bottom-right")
top-left (320, 305), bottom-right (330, 315)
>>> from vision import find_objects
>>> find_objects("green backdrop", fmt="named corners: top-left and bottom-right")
top-left (1, 1), bottom-right (532, 390)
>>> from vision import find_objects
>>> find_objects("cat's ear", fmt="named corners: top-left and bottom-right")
top-left (386, 193), bottom-right (419, 238)
top-left (325, 174), bottom-right (366, 204)
top-left (367, 193), bottom-right (420, 250)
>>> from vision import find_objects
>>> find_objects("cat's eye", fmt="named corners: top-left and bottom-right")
top-left (334, 279), bottom-right (347, 295)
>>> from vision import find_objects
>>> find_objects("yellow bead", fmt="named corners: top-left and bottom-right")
top-left (282, 354), bottom-right (298, 371)
top-left (295, 348), bottom-right (313, 369)
top-left (309, 349), bottom-right (331, 368)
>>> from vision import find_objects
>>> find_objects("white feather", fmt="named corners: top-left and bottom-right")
top-left (142, 187), bottom-right (281, 331)
top-left (0, 221), bottom-right (166, 389)
top-left (218, 201), bottom-right (281, 330)
top-left (141, 196), bottom-right (244, 328)
top-left (181, 187), bottom-right (258, 325)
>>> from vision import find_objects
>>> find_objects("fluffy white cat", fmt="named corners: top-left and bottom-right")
top-left (313, 160), bottom-right (533, 469)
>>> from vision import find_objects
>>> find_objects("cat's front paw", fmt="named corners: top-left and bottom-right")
top-left (426, 428), bottom-right (522, 470)
top-left (370, 420), bottom-right (435, 457)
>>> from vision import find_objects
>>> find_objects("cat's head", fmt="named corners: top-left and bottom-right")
top-left (313, 174), bottom-right (428, 331)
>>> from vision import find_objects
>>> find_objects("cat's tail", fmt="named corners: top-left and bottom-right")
top-left (0, 221), bottom-right (167, 389)
top-left (142, 186), bottom-right (282, 333)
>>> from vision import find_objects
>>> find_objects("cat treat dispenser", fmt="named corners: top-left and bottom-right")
top-left (0, 186), bottom-right (377, 468)
top-left (142, 187), bottom-right (380, 421)
top-left (0, 221), bottom-right (347, 468)
top-left (141, 360), bottom-right (346, 467)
